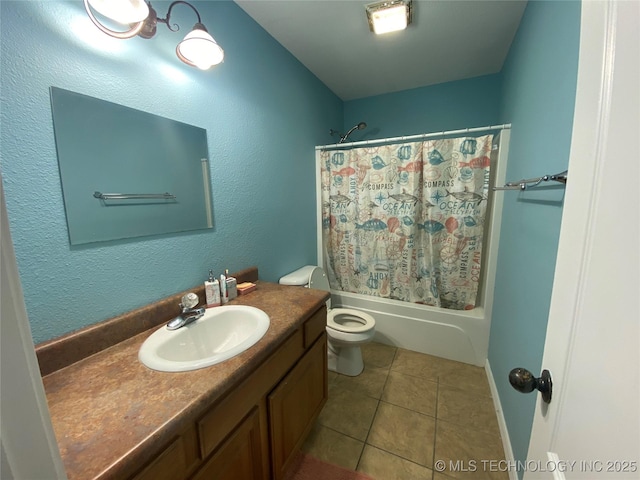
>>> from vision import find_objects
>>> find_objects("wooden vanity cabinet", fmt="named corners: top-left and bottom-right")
top-left (269, 334), bottom-right (328, 479)
top-left (131, 306), bottom-right (328, 480)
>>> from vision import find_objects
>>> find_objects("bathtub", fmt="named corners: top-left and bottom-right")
top-left (331, 290), bottom-right (489, 366)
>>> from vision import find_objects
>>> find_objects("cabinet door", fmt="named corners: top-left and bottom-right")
top-left (132, 426), bottom-right (199, 480)
top-left (268, 334), bottom-right (328, 480)
top-left (191, 407), bottom-right (264, 480)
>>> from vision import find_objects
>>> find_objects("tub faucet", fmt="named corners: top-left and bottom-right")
top-left (166, 293), bottom-right (206, 330)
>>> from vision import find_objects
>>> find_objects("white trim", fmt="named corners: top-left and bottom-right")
top-left (315, 151), bottom-right (324, 268)
top-left (485, 359), bottom-right (518, 480)
top-left (549, 0), bottom-right (615, 454)
top-left (480, 128), bottom-right (510, 323)
top-left (526, 0), bottom-right (613, 462)
top-left (0, 179), bottom-right (67, 479)
top-left (316, 123), bottom-right (511, 150)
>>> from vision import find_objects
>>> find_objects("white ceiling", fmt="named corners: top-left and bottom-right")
top-left (235, 0), bottom-right (527, 101)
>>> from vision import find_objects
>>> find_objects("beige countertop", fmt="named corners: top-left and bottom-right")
top-left (41, 281), bottom-right (329, 480)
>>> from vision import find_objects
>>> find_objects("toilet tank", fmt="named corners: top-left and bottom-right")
top-left (280, 266), bottom-right (332, 310)
top-left (279, 266), bottom-right (317, 286)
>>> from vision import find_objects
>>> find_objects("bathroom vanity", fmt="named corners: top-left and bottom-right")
top-left (37, 268), bottom-right (329, 480)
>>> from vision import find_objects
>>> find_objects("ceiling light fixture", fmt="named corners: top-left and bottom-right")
top-left (83, 0), bottom-right (224, 70)
top-left (366, 0), bottom-right (413, 35)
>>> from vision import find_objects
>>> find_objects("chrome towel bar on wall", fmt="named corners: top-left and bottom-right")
top-left (493, 170), bottom-right (568, 191)
top-left (93, 192), bottom-right (176, 200)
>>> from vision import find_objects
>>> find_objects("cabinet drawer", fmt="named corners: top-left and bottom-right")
top-left (303, 307), bottom-right (326, 349)
top-left (132, 424), bottom-right (198, 480)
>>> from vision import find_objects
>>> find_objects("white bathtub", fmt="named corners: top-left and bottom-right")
top-left (331, 290), bottom-right (489, 366)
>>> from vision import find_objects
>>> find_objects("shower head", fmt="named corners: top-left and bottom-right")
top-left (339, 121), bottom-right (367, 143)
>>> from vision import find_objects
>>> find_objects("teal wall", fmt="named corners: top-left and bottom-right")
top-left (490, 0), bottom-right (580, 471)
top-left (0, 0), bottom-right (342, 343)
top-left (342, 74), bottom-right (502, 142)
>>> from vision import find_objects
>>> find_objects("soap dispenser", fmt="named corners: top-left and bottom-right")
top-left (205, 270), bottom-right (221, 307)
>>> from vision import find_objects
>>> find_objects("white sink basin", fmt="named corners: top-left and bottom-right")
top-left (139, 305), bottom-right (270, 372)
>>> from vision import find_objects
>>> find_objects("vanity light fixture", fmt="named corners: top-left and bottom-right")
top-left (83, 0), bottom-right (224, 70)
top-left (365, 0), bottom-right (413, 35)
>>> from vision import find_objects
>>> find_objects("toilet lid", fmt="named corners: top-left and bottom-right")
top-left (327, 308), bottom-right (375, 333)
top-left (308, 267), bottom-right (330, 292)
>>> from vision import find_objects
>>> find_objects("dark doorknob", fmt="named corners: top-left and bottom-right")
top-left (509, 368), bottom-right (552, 404)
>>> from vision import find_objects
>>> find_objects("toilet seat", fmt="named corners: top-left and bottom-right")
top-left (327, 308), bottom-right (375, 333)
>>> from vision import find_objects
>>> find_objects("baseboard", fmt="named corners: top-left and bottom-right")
top-left (485, 359), bottom-right (518, 480)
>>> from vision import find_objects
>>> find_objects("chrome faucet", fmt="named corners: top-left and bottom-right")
top-left (166, 293), bottom-right (206, 330)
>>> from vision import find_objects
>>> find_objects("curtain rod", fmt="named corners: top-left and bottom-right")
top-left (315, 123), bottom-right (511, 151)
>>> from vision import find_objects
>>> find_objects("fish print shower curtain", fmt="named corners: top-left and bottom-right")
top-left (319, 134), bottom-right (493, 310)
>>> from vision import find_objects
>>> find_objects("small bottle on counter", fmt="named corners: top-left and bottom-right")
top-left (205, 270), bottom-right (221, 307)
top-left (225, 269), bottom-right (238, 301)
top-left (220, 271), bottom-right (228, 304)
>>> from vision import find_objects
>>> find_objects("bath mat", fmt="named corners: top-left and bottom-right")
top-left (284, 453), bottom-right (375, 480)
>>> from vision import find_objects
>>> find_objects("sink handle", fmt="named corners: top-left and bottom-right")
top-left (180, 292), bottom-right (199, 310)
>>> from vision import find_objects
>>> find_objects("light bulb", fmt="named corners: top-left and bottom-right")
top-left (177, 27), bottom-right (224, 70)
top-left (371, 5), bottom-right (408, 34)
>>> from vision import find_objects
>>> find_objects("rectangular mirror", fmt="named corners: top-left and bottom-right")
top-left (50, 87), bottom-right (213, 245)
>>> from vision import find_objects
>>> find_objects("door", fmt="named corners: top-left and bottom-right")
top-left (525, 2), bottom-right (639, 479)
top-left (1, 179), bottom-right (67, 479)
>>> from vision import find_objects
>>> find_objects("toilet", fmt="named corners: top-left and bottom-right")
top-left (279, 266), bottom-right (376, 376)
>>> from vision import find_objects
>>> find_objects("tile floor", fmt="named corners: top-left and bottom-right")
top-left (301, 342), bottom-right (509, 480)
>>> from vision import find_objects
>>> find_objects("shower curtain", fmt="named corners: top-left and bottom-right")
top-left (319, 134), bottom-right (493, 310)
